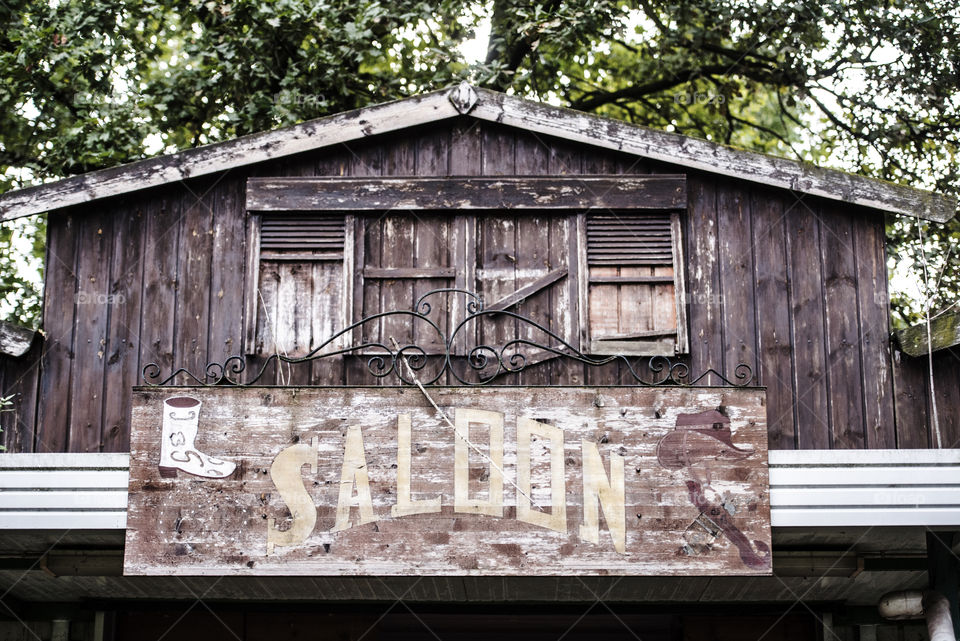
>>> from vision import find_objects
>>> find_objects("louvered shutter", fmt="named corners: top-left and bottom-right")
top-left (252, 214), bottom-right (347, 358)
top-left (260, 214), bottom-right (345, 257)
top-left (585, 213), bottom-right (683, 355)
top-left (586, 214), bottom-right (673, 266)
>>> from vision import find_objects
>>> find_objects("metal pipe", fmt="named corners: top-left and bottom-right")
top-left (879, 590), bottom-right (925, 620)
top-left (879, 590), bottom-right (957, 641)
top-left (924, 591), bottom-right (957, 641)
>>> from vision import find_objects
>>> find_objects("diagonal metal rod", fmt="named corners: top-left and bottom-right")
top-left (390, 337), bottom-right (544, 512)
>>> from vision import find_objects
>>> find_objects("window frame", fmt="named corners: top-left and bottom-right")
top-left (244, 175), bottom-right (689, 359)
top-left (242, 211), bottom-right (355, 357)
top-left (576, 211), bottom-right (689, 356)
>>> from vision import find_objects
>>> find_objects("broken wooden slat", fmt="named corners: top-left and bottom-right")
top-left (246, 176), bottom-right (687, 211)
top-left (484, 267), bottom-right (568, 313)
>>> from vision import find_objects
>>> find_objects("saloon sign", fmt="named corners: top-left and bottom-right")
top-left (124, 386), bottom-right (770, 576)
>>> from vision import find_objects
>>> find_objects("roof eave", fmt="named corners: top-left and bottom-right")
top-left (0, 83), bottom-right (954, 223)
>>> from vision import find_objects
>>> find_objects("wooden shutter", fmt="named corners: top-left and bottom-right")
top-left (584, 213), bottom-right (685, 355)
top-left (354, 214), bottom-right (456, 353)
top-left (250, 214), bottom-right (349, 358)
top-left (586, 214), bottom-right (673, 266)
top-left (474, 213), bottom-right (574, 373)
top-left (260, 214), bottom-right (345, 257)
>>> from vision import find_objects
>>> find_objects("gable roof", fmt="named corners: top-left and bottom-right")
top-left (0, 83), bottom-right (954, 222)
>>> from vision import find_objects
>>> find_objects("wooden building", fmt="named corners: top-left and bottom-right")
top-left (0, 83), bottom-right (957, 641)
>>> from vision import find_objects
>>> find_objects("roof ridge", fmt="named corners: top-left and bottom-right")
top-left (0, 83), bottom-right (954, 222)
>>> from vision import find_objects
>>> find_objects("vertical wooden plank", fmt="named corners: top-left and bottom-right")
top-left (686, 175), bottom-right (723, 385)
top-left (415, 129), bottom-right (450, 177)
top-left (551, 214), bottom-right (577, 384)
top-left (751, 190), bottom-right (797, 449)
top-left (852, 210), bottom-right (896, 449)
top-left (514, 134), bottom-right (552, 385)
top-left (717, 186), bottom-right (758, 382)
top-left (652, 269), bottom-right (677, 334)
top-left (268, 154), bottom-right (317, 388)
top-left (346, 145), bottom-right (382, 385)
top-left (277, 262), bottom-right (312, 385)
top-left (207, 180), bottom-right (246, 367)
top-left (819, 206), bottom-right (866, 449)
top-left (891, 348), bottom-right (930, 448)
top-left (0, 342), bottom-right (41, 453)
top-left (254, 263), bottom-right (280, 355)
top-left (68, 207), bottom-right (114, 452)
top-left (547, 138), bottom-right (584, 177)
top-left (309, 261), bottom-right (344, 356)
top-left (670, 212), bottom-right (689, 354)
top-left (450, 119), bottom-right (483, 175)
top-left (785, 200), bottom-right (831, 449)
top-left (578, 154), bottom-right (612, 385)
top-left (242, 212), bottom-right (261, 356)
top-left (933, 349), bottom-right (960, 448)
top-left (449, 121), bottom-right (478, 370)
top-left (313, 154), bottom-right (350, 386)
top-left (415, 131), bottom-right (453, 363)
top-left (449, 120), bottom-right (481, 370)
top-left (36, 211), bottom-right (78, 452)
top-left (481, 124), bottom-right (515, 177)
top-left (101, 197), bottom-right (146, 452)
top-left (620, 268), bottom-right (654, 336)
top-left (479, 125), bottom-right (517, 382)
top-left (174, 179), bottom-right (216, 382)
top-left (589, 273), bottom-right (621, 336)
top-left (380, 140), bottom-right (417, 367)
top-left (478, 213), bottom-right (517, 382)
top-left (138, 191), bottom-right (180, 395)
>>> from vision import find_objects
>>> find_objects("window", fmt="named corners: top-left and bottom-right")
top-left (353, 213), bottom-right (456, 353)
top-left (243, 213), bottom-right (353, 357)
top-left (244, 176), bottom-right (688, 360)
top-left (580, 212), bottom-right (688, 356)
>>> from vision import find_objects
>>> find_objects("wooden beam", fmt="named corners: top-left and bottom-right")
top-left (484, 267), bottom-right (568, 312)
top-left (0, 321), bottom-right (36, 358)
top-left (894, 311), bottom-right (960, 357)
top-left (0, 89), bottom-right (460, 221)
top-left (362, 267), bottom-right (456, 279)
top-left (588, 275), bottom-right (674, 284)
top-left (245, 176), bottom-right (687, 211)
top-left (470, 88), bottom-right (957, 222)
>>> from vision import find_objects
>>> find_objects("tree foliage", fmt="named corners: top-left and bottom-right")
top-left (1, 0), bottom-right (957, 327)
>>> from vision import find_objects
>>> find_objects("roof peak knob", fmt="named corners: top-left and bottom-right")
top-left (448, 81), bottom-right (479, 115)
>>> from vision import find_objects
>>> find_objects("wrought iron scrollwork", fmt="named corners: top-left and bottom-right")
top-left (141, 288), bottom-right (754, 387)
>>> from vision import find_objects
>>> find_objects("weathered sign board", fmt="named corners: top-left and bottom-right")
top-left (124, 386), bottom-right (770, 576)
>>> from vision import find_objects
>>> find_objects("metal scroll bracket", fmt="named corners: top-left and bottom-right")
top-left (142, 288), bottom-right (754, 388)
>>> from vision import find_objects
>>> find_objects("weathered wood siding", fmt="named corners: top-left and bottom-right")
top-left (0, 341), bottom-right (41, 452)
top-left (20, 118), bottom-right (959, 453)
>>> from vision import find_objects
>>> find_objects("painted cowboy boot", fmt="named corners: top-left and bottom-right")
top-left (158, 396), bottom-right (236, 479)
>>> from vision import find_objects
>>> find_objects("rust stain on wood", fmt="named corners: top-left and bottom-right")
top-left (125, 386), bottom-right (770, 576)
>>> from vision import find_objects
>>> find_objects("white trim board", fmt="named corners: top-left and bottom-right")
top-left (1, 449), bottom-right (958, 530)
top-left (0, 85), bottom-right (953, 222)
